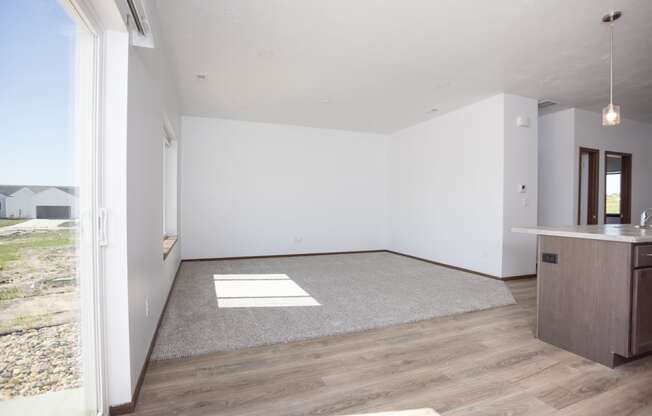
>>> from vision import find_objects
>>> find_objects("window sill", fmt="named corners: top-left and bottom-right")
top-left (163, 236), bottom-right (178, 260)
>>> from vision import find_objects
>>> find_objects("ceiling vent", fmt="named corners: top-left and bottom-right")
top-left (537, 100), bottom-right (558, 110)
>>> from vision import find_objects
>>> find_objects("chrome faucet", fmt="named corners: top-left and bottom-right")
top-left (641, 209), bottom-right (652, 227)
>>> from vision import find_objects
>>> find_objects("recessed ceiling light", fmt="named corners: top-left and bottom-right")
top-left (196, 73), bottom-right (207, 80)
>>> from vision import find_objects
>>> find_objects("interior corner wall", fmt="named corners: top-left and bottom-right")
top-left (537, 109), bottom-right (576, 226)
top-left (124, 2), bottom-right (182, 401)
top-left (501, 94), bottom-right (538, 277)
top-left (573, 109), bottom-right (652, 224)
top-left (180, 117), bottom-right (389, 260)
top-left (538, 108), bottom-right (652, 228)
top-left (388, 95), bottom-right (506, 277)
top-left (388, 94), bottom-right (538, 278)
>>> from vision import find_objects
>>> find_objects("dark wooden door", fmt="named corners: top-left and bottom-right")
top-left (621, 154), bottom-right (632, 224)
top-left (632, 268), bottom-right (652, 355)
top-left (578, 148), bottom-right (599, 225)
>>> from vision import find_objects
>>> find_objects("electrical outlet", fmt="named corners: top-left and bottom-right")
top-left (145, 296), bottom-right (150, 317)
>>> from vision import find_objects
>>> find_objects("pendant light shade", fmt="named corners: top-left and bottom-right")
top-left (602, 11), bottom-right (622, 127)
top-left (602, 103), bottom-right (621, 126)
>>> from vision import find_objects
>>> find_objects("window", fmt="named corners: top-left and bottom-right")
top-left (605, 153), bottom-right (623, 222)
top-left (162, 120), bottom-right (178, 258)
top-left (606, 172), bottom-right (621, 215)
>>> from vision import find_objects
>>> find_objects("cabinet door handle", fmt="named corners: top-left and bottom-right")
top-left (646, 254), bottom-right (652, 257)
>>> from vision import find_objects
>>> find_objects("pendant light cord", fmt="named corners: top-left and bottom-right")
top-left (610, 19), bottom-right (614, 105)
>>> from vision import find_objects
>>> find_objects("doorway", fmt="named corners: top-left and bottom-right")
top-left (578, 147), bottom-right (599, 225)
top-left (0, 0), bottom-right (103, 414)
top-left (604, 152), bottom-right (632, 224)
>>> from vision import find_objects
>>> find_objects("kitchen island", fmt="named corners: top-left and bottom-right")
top-left (513, 224), bottom-right (652, 367)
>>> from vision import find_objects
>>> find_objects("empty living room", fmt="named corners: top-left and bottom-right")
top-left (2, 1), bottom-right (652, 415)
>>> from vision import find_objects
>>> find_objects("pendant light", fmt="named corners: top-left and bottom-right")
top-left (602, 11), bottom-right (622, 126)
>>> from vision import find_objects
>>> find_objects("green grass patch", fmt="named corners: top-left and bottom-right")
top-left (0, 244), bottom-right (20, 270)
top-left (606, 193), bottom-right (621, 215)
top-left (0, 230), bottom-right (75, 270)
top-left (28, 230), bottom-right (75, 248)
top-left (0, 313), bottom-right (55, 334)
top-left (0, 286), bottom-right (22, 301)
top-left (0, 219), bottom-right (27, 228)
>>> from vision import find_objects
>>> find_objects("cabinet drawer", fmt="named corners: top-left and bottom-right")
top-left (634, 245), bottom-right (652, 268)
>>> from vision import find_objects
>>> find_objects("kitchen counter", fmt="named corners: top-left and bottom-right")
top-left (512, 224), bottom-right (652, 243)
top-left (512, 225), bottom-right (652, 367)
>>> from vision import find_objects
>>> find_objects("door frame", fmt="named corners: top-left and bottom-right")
top-left (61, 0), bottom-right (108, 413)
top-left (604, 151), bottom-right (632, 224)
top-left (577, 147), bottom-right (600, 225)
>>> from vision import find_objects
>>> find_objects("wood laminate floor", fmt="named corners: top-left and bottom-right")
top-left (133, 279), bottom-right (652, 416)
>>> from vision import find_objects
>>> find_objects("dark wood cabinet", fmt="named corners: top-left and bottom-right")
top-left (536, 239), bottom-right (652, 367)
top-left (634, 245), bottom-right (652, 268)
top-left (632, 268), bottom-right (652, 355)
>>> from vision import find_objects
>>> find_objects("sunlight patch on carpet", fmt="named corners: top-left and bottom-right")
top-left (214, 273), bottom-right (320, 308)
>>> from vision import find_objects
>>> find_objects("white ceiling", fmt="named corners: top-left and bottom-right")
top-left (155, 0), bottom-right (652, 133)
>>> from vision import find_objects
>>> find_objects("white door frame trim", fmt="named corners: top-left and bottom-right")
top-left (59, 1), bottom-right (127, 414)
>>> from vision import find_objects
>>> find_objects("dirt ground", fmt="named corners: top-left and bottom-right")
top-left (0, 227), bottom-right (78, 333)
top-left (0, 225), bottom-right (81, 399)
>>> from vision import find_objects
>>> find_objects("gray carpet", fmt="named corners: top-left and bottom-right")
top-left (151, 252), bottom-right (516, 360)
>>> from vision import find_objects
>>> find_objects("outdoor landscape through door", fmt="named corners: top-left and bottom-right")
top-left (604, 151), bottom-right (632, 224)
top-left (0, 1), bottom-right (102, 414)
top-left (578, 147), bottom-right (599, 225)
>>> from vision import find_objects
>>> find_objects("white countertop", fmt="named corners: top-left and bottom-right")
top-left (512, 224), bottom-right (652, 243)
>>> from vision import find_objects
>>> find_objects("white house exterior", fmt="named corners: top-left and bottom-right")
top-left (2, 186), bottom-right (78, 219)
top-left (32, 188), bottom-right (79, 219)
top-left (5, 187), bottom-right (36, 218)
top-left (0, 193), bottom-right (6, 218)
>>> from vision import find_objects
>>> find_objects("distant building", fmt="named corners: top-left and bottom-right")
top-left (0, 193), bottom-right (6, 218)
top-left (0, 185), bottom-right (78, 219)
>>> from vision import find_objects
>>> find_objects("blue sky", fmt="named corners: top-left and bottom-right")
top-left (0, 0), bottom-right (78, 187)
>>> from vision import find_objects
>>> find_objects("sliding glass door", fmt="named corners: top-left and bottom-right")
top-left (0, 1), bottom-right (102, 414)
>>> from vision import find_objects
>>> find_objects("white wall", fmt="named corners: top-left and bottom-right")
top-left (388, 94), bottom-right (538, 278)
top-left (125, 0), bottom-right (182, 397)
top-left (538, 108), bottom-right (652, 227)
top-left (573, 109), bottom-right (652, 224)
top-left (180, 117), bottom-right (389, 259)
top-left (537, 109), bottom-right (575, 226)
top-left (501, 95), bottom-right (538, 277)
top-left (389, 95), bottom-right (505, 276)
top-left (103, 3), bottom-right (183, 408)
